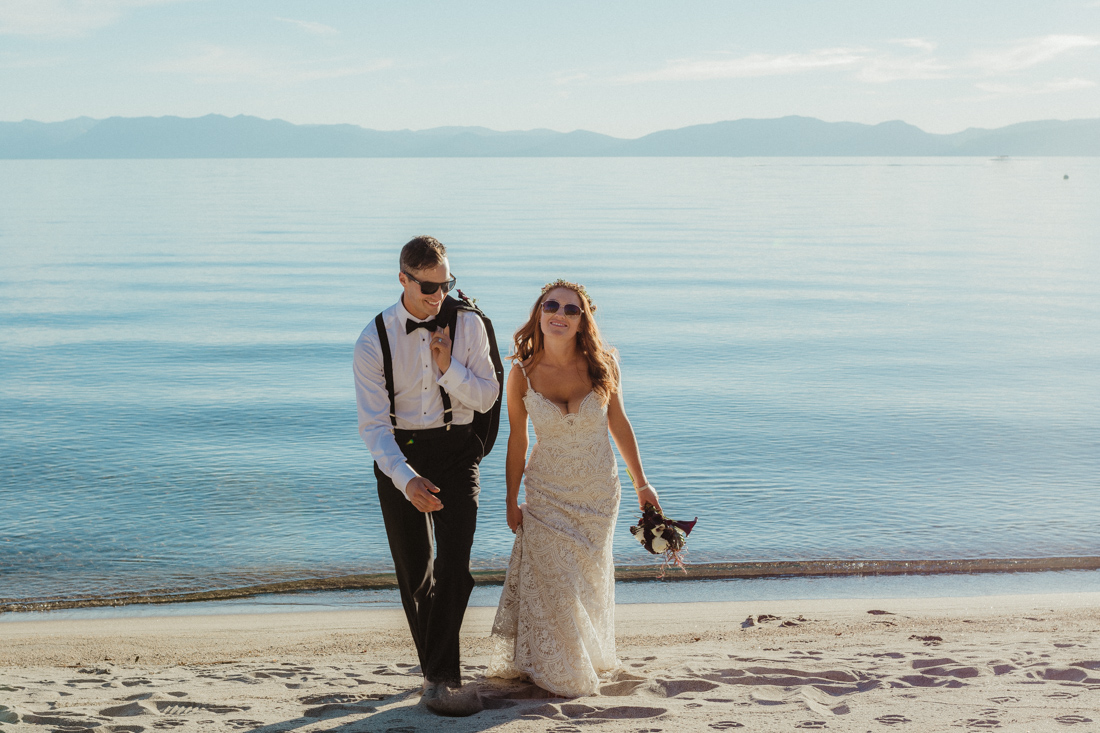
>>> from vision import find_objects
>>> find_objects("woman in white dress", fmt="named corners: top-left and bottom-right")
top-left (488, 279), bottom-right (661, 698)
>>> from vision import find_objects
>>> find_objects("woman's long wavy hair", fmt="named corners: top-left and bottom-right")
top-left (511, 282), bottom-right (619, 404)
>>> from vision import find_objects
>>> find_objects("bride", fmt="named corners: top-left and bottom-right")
top-left (488, 279), bottom-right (661, 698)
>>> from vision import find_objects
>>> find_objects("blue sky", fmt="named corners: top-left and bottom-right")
top-left (2, 0), bottom-right (1098, 137)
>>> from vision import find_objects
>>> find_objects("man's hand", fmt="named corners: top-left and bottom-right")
top-left (430, 326), bottom-right (452, 374)
top-left (507, 501), bottom-right (524, 533)
top-left (406, 476), bottom-right (443, 512)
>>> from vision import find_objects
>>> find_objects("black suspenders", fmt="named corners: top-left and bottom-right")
top-left (374, 312), bottom-right (454, 431)
top-left (374, 313), bottom-right (398, 428)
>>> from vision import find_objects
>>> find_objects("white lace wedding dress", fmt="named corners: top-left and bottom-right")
top-left (487, 372), bottom-right (621, 697)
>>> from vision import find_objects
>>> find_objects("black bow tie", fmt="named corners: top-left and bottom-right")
top-left (406, 317), bottom-right (441, 334)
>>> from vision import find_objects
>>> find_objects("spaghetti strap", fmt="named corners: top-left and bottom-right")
top-left (517, 361), bottom-right (532, 389)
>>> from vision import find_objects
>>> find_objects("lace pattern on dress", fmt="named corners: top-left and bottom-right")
top-left (487, 371), bottom-right (621, 697)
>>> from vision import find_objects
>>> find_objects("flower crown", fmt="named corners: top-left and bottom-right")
top-left (541, 278), bottom-right (596, 312)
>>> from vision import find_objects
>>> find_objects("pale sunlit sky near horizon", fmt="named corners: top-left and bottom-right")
top-left (2, 0), bottom-right (1099, 138)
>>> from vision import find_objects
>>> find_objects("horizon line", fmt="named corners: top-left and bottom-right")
top-left (6, 112), bottom-right (1100, 140)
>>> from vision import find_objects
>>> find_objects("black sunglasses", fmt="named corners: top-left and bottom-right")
top-left (542, 299), bottom-right (582, 317)
top-left (403, 270), bottom-right (457, 295)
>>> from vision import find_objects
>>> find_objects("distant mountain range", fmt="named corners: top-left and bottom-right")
top-left (2, 114), bottom-right (1098, 158)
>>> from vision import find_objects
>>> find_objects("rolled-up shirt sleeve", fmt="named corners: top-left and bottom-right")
top-left (437, 311), bottom-right (500, 412)
top-left (354, 325), bottom-right (418, 499)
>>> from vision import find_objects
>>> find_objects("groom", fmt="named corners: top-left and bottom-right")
top-left (353, 236), bottom-right (499, 714)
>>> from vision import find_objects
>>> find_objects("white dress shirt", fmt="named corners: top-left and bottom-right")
top-left (354, 297), bottom-right (500, 500)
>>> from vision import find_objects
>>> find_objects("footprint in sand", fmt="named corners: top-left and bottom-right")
top-left (794, 721), bottom-right (827, 729)
top-left (20, 712), bottom-right (102, 729)
top-left (154, 701), bottom-right (248, 715)
top-left (299, 693), bottom-right (380, 706)
top-left (1040, 668), bottom-right (1091, 682)
top-left (302, 702), bottom-right (377, 719)
top-left (1055, 715), bottom-right (1094, 725)
top-left (909, 635), bottom-right (943, 646)
top-left (875, 714), bottom-right (911, 725)
top-left (708, 721), bottom-right (745, 729)
top-left (101, 701), bottom-right (155, 717)
top-left (371, 665), bottom-right (412, 677)
top-left (1045, 691), bottom-right (1079, 699)
top-left (601, 679), bottom-right (647, 696)
top-left (650, 679), bottom-right (720, 697)
top-left (988, 696), bottom-right (1019, 704)
top-left (523, 702), bottom-right (667, 721)
top-left (957, 719), bottom-right (1000, 729)
top-left (227, 720), bottom-right (265, 730)
top-left (911, 660), bottom-right (981, 679)
top-left (895, 674), bottom-right (966, 689)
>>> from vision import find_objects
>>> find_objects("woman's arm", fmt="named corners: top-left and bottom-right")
top-left (607, 385), bottom-right (661, 513)
top-left (505, 365), bottom-right (530, 532)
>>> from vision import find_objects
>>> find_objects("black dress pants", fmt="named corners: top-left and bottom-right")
top-left (374, 424), bottom-right (480, 686)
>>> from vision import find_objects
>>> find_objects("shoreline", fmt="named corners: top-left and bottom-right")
top-left (4, 556), bottom-right (1100, 614)
top-left (2, 592), bottom-right (1098, 731)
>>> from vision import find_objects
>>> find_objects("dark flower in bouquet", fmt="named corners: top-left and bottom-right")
top-left (629, 502), bottom-right (698, 576)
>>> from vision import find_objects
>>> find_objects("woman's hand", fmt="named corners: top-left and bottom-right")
top-left (636, 485), bottom-right (661, 514)
top-left (507, 501), bottom-right (524, 533)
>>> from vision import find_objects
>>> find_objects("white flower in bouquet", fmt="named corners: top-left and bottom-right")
top-left (629, 502), bottom-right (699, 577)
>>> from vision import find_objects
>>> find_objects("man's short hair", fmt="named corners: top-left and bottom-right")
top-left (400, 236), bottom-right (447, 272)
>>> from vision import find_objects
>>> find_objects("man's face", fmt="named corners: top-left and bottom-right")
top-left (399, 258), bottom-right (451, 320)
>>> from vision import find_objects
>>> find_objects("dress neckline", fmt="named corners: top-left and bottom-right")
top-left (526, 388), bottom-right (596, 419)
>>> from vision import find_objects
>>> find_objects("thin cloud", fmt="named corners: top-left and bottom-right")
top-left (0, 0), bottom-right (183, 38)
top-left (274, 17), bottom-right (339, 36)
top-left (970, 34), bottom-right (1099, 73)
top-left (892, 38), bottom-right (938, 53)
top-left (552, 71), bottom-right (589, 86)
top-left (296, 60), bottom-right (393, 82)
top-left (615, 35), bottom-right (1100, 88)
top-left (149, 45), bottom-right (391, 83)
top-left (0, 51), bottom-right (65, 69)
top-left (619, 48), bottom-right (866, 82)
top-left (975, 77), bottom-right (1096, 94)
top-left (858, 55), bottom-right (951, 83)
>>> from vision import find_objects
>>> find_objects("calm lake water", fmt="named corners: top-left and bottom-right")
top-left (1, 157), bottom-right (1098, 606)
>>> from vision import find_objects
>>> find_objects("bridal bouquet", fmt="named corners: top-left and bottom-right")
top-left (630, 502), bottom-right (698, 575)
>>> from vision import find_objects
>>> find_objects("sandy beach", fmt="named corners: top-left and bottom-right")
top-left (2, 592), bottom-right (1099, 732)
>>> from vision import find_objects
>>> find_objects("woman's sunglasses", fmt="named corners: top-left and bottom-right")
top-left (542, 299), bottom-right (582, 317)
top-left (403, 270), bottom-right (457, 295)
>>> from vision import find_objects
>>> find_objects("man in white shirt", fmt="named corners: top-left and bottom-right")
top-left (353, 236), bottom-right (499, 713)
